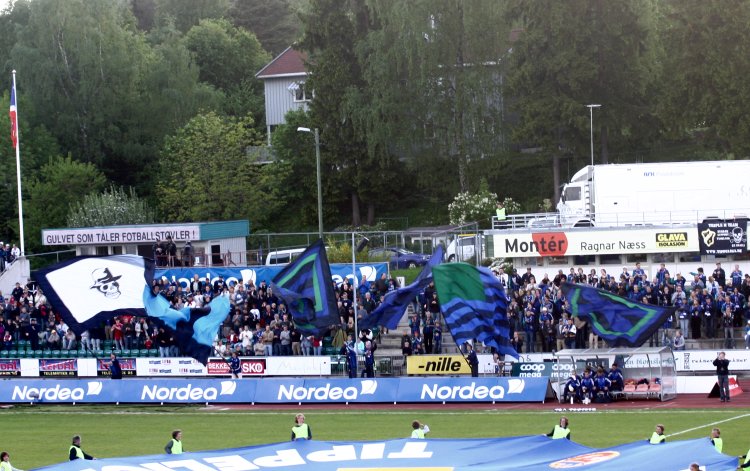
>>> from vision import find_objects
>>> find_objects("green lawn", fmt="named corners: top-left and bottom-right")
top-left (2, 405), bottom-right (749, 468)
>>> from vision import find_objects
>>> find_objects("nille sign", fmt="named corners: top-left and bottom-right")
top-left (406, 355), bottom-right (471, 375)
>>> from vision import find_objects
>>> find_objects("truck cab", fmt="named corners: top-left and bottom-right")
top-left (557, 166), bottom-right (593, 227)
top-left (446, 234), bottom-right (484, 262)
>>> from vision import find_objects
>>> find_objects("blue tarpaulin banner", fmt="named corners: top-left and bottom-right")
top-left (0, 377), bottom-right (547, 404)
top-left (34, 436), bottom-right (738, 471)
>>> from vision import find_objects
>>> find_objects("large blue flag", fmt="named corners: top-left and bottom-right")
top-left (142, 290), bottom-right (230, 364)
top-left (359, 246), bottom-right (444, 331)
top-left (270, 239), bottom-right (338, 336)
top-left (432, 263), bottom-right (518, 358)
top-left (33, 255), bottom-right (228, 364)
top-left (561, 282), bottom-right (675, 347)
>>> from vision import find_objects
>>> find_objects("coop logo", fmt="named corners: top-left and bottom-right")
top-left (656, 232), bottom-right (688, 248)
top-left (277, 380), bottom-right (378, 401)
top-left (12, 381), bottom-right (103, 401)
top-left (420, 380), bottom-right (524, 400)
top-left (141, 381), bottom-right (236, 401)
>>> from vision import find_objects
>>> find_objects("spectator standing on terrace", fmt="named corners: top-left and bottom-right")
top-left (465, 342), bottom-right (478, 377)
top-left (714, 262), bottom-right (726, 288)
top-left (229, 351), bottom-right (241, 379)
top-left (745, 320), bottom-right (750, 349)
top-left (164, 430), bottom-right (184, 454)
top-left (433, 321), bottom-right (442, 353)
top-left (112, 318), bottom-right (124, 351)
top-left (345, 334), bottom-right (358, 378)
top-left (546, 417), bottom-right (570, 440)
top-left (672, 329), bottom-right (686, 350)
top-left (291, 413), bottom-right (312, 441)
top-left (722, 306), bottom-right (735, 349)
top-left (731, 265), bottom-right (743, 289)
top-left (69, 435), bottom-right (95, 461)
top-left (713, 352), bottom-right (730, 402)
top-left (0, 451), bottom-right (23, 471)
top-left (363, 342), bottom-right (375, 378)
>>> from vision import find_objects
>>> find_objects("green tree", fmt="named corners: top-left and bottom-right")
top-left (357, 0), bottom-right (510, 194)
top-left (504, 0), bottom-right (662, 199)
top-left (155, 112), bottom-right (283, 226)
top-left (154, 0), bottom-right (229, 33)
top-left (269, 108), bottom-right (345, 230)
top-left (67, 185), bottom-right (156, 227)
top-left (301, 0), bottom-right (403, 226)
top-left (228, 0), bottom-right (301, 56)
top-left (25, 156), bottom-right (107, 253)
top-left (10, 0), bottom-right (222, 194)
top-left (658, 0), bottom-right (750, 156)
top-left (183, 18), bottom-right (270, 119)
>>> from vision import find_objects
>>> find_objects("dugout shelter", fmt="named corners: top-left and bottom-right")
top-left (555, 346), bottom-right (676, 402)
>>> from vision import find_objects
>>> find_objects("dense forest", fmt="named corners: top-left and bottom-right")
top-left (0, 0), bottom-right (746, 254)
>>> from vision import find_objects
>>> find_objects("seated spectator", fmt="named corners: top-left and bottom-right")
top-left (62, 330), bottom-right (77, 350)
top-left (580, 369), bottom-right (595, 404)
top-left (563, 370), bottom-right (581, 404)
top-left (46, 328), bottom-right (61, 350)
top-left (607, 363), bottom-right (624, 391)
top-left (593, 367), bottom-right (612, 403)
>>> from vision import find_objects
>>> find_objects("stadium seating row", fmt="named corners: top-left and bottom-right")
top-left (0, 349), bottom-right (160, 359)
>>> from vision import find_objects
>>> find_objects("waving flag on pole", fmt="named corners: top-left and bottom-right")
top-left (271, 239), bottom-right (338, 336)
top-left (9, 76), bottom-right (17, 148)
top-left (34, 255), bottom-right (154, 334)
top-left (433, 263), bottom-right (518, 358)
top-left (34, 255), bottom-right (229, 364)
top-left (561, 282), bottom-right (675, 347)
top-left (359, 246), bottom-right (444, 331)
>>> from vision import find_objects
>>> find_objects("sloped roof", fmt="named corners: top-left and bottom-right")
top-left (256, 46), bottom-right (308, 79)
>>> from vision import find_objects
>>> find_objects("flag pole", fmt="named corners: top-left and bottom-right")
top-left (11, 70), bottom-right (25, 256)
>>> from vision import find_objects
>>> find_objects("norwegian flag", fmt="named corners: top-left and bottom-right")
top-left (9, 78), bottom-right (17, 148)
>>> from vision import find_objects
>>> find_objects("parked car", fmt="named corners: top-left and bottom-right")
top-left (368, 247), bottom-right (430, 269)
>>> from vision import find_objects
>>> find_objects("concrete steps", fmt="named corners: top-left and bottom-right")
top-left (375, 304), bottom-right (460, 355)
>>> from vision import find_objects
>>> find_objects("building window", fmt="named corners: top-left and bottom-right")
top-left (289, 81), bottom-right (312, 102)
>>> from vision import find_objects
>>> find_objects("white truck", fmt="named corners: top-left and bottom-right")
top-left (556, 160), bottom-right (750, 228)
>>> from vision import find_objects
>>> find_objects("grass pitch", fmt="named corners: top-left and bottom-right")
top-left (2, 405), bottom-right (748, 468)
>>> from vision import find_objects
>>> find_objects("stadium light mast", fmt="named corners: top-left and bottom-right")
top-left (297, 127), bottom-right (323, 240)
top-left (586, 104), bottom-right (601, 166)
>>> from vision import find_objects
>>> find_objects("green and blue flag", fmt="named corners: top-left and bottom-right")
top-left (271, 239), bottom-right (338, 336)
top-left (359, 246), bottom-right (444, 331)
top-left (432, 263), bottom-right (518, 358)
top-left (561, 282), bottom-right (675, 347)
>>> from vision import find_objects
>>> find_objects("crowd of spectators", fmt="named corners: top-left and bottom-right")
top-left (3, 257), bottom-right (750, 358)
top-left (498, 261), bottom-right (750, 354)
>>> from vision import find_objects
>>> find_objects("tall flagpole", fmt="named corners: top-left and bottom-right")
top-left (11, 70), bottom-right (25, 256)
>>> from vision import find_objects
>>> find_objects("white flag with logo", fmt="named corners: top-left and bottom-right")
top-left (34, 255), bottom-right (153, 334)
